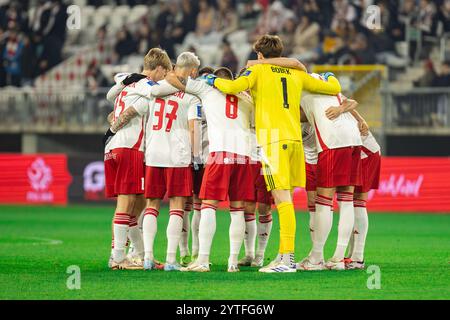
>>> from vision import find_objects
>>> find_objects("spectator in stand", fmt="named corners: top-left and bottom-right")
top-left (417, 0), bottom-right (436, 36)
top-left (196, 0), bottom-right (216, 36)
top-left (2, 22), bottom-right (24, 86)
top-left (349, 32), bottom-right (376, 64)
top-left (331, 0), bottom-right (357, 32)
top-left (290, 13), bottom-right (320, 62)
top-left (279, 17), bottom-right (297, 56)
top-left (239, 0), bottom-right (261, 30)
top-left (172, 0), bottom-right (198, 43)
top-left (113, 27), bottom-right (137, 63)
top-left (220, 38), bottom-right (238, 74)
top-left (414, 59), bottom-right (437, 87)
top-left (216, 0), bottom-right (238, 36)
top-left (432, 60), bottom-right (450, 87)
top-left (437, 0), bottom-right (450, 33)
top-left (251, 0), bottom-right (293, 41)
top-left (135, 22), bottom-right (156, 56)
top-left (155, 0), bottom-right (179, 58)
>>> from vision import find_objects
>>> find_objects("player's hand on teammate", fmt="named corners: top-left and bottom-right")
top-left (122, 73), bottom-right (147, 86)
top-left (325, 106), bottom-right (343, 120)
top-left (320, 72), bottom-right (335, 81)
top-left (102, 128), bottom-right (116, 146)
top-left (358, 120), bottom-right (369, 136)
top-left (202, 74), bottom-right (217, 87)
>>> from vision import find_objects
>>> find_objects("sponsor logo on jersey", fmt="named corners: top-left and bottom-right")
top-left (243, 70), bottom-right (252, 77)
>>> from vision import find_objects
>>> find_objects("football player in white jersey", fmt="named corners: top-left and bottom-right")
top-left (299, 82), bottom-right (363, 271)
top-left (103, 48), bottom-right (172, 270)
top-left (164, 67), bottom-right (255, 272)
top-left (345, 130), bottom-right (381, 270)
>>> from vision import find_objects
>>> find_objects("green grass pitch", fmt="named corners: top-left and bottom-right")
top-left (0, 205), bottom-right (449, 300)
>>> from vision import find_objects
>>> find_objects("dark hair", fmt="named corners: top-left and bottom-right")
top-left (214, 67), bottom-right (234, 80)
top-left (253, 34), bottom-right (283, 58)
top-left (198, 66), bottom-right (215, 76)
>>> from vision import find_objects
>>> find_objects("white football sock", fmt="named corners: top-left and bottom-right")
top-left (191, 203), bottom-right (201, 257)
top-left (197, 203), bottom-right (217, 265)
top-left (256, 213), bottom-right (272, 257)
top-left (229, 207), bottom-right (245, 266)
top-left (179, 202), bottom-right (192, 258)
top-left (166, 209), bottom-right (184, 264)
top-left (308, 204), bottom-right (316, 243)
top-left (352, 199), bottom-right (369, 262)
top-left (244, 212), bottom-right (257, 259)
top-left (333, 192), bottom-right (355, 260)
top-left (310, 195), bottom-right (333, 264)
top-left (113, 212), bottom-right (130, 263)
top-left (142, 208), bottom-right (159, 261)
top-left (128, 216), bottom-right (144, 256)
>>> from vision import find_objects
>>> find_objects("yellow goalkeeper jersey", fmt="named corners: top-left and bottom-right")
top-left (214, 64), bottom-right (341, 145)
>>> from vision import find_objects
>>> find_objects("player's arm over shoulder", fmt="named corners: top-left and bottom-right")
top-left (133, 79), bottom-right (178, 98)
top-left (214, 65), bottom-right (259, 94)
top-left (300, 72), bottom-right (341, 95)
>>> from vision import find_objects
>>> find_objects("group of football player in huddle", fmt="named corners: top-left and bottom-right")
top-left (103, 34), bottom-right (380, 273)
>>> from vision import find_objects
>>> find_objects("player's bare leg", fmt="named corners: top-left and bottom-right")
top-left (190, 194), bottom-right (202, 260)
top-left (305, 187), bottom-right (335, 270)
top-left (111, 194), bottom-right (142, 270)
top-left (253, 202), bottom-right (272, 267)
top-left (164, 196), bottom-right (187, 271)
top-left (142, 198), bottom-right (162, 270)
top-left (259, 190), bottom-right (296, 273)
top-left (179, 196), bottom-right (192, 266)
top-left (181, 199), bottom-right (218, 272)
top-left (347, 192), bottom-right (369, 269)
top-left (228, 200), bottom-right (246, 272)
top-left (325, 186), bottom-right (355, 270)
top-left (239, 201), bottom-right (257, 266)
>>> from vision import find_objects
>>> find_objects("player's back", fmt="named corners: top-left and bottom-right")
top-left (248, 64), bottom-right (304, 145)
top-left (186, 78), bottom-right (253, 157)
top-left (106, 79), bottom-right (148, 153)
top-left (146, 82), bottom-right (200, 167)
top-left (301, 92), bottom-right (362, 152)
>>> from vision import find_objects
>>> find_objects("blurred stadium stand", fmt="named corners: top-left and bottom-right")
top-left (1, 0), bottom-right (450, 156)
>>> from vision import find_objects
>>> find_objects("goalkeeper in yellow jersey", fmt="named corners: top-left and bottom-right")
top-left (203, 35), bottom-right (341, 273)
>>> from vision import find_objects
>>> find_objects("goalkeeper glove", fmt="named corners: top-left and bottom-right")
top-left (102, 128), bottom-right (116, 147)
top-left (203, 74), bottom-right (217, 87)
top-left (122, 73), bottom-right (147, 86)
top-left (320, 72), bottom-right (336, 81)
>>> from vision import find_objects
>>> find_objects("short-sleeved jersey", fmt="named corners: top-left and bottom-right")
top-left (301, 122), bottom-right (318, 164)
top-left (361, 131), bottom-right (381, 159)
top-left (214, 64), bottom-right (341, 146)
top-left (301, 92), bottom-right (362, 153)
top-left (105, 79), bottom-right (150, 153)
top-left (145, 84), bottom-right (200, 167)
top-left (185, 78), bottom-right (253, 157)
top-left (188, 103), bottom-right (209, 164)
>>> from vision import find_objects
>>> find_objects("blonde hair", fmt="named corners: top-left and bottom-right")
top-left (143, 48), bottom-right (172, 71)
top-left (176, 52), bottom-right (201, 69)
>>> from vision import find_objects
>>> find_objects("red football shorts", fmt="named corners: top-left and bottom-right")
top-left (317, 146), bottom-right (362, 188)
top-left (145, 166), bottom-right (193, 199)
top-left (305, 162), bottom-right (318, 192)
top-left (104, 148), bottom-right (144, 198)
top-left (200, 152), bottom-right (254, 202)
top-left (250, 162), bottom-right (273, 205)
top-left (193, 165), bottom-right (205, 195)
top-left (355, 151), bottom-right (381, 193)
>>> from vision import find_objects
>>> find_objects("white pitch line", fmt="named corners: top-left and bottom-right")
top-left (24, 237), bottom-right (63, 246)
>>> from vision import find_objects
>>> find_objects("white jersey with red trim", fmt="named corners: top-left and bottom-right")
top-left (361, 131), bottom-right (381, 159)
top-left (188, 103), bottom-right (210, 164)
top-left (105, 80), bottom-right (149, 153)
top-left (185, 78), bottom-right (254, 157)
top-left (301, 92), bottom-right (362, 153)
top-left (144, 83), bottom-right (200, 167)
top-left (301, 122), bottom-right (318, 164)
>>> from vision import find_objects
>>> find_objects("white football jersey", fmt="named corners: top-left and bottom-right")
top-left (188, 103), bottom-right (210, 164)
top-left (301, 122), bottom-right (318, 164)
top-left (105, 80), bottom-right (149, 153)
top-left (301, 92), bottom-right (362, 153)
top-left (144, 85), bottom-right (200, 167)
top-left (185, 78), bottom-right (254, 157)
top-left (361, 131), bottom-right (381, 159)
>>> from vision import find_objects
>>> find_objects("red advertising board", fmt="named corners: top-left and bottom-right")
top-left (0, 154), bottom-right (72, 205)
top-left (293, 157), bottom-right (450, 213)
